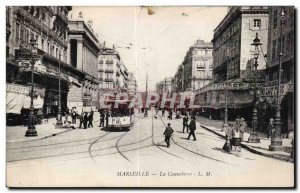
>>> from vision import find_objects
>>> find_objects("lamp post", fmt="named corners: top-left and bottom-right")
top-left (25, 38), bottom-right (39, 137)
top-left (56, 52), bottom-right (63, 127)
top-left (222, 50), bottom-right (229, 131)
top-left (248, 32), bottom-right (261, 143)
top-left (270, 8), bottom-right (285, 150)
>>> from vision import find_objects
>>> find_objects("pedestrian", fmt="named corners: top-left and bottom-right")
top-left (64, 108), bottom-right (69, 124)
top-left (155, 107), bottom-right (159, 115)
top-left (79, 112), bottom-right (84, 128)
top-left (187, 116), bottom-right (196, 141)
top-left (71, 108), bottom-right (77, 124)
top-left (83, 112), bottom-right (88, 129)
top-left (239, 117), bottom-right (247, 141)
top-left (162, 108), bottom-right (165, 117)
top-left (88, 111), bottom-right (94, 128)
top-left (182, 114), bottom-right (188, 133)
top-left (267, 118), bottom-right (274, 139)
top-left (168, 109), bottom-right (173, 120)
top-left (99, 111), bottom-right (105, 127)
top-left (232, 125), bottom-right (242, 152)
top-left (105, 110), bottom-right (109, 127)
top-left (163, 123), bottom-right (174, 148)
top-left (223, 123), bottom-right (234, 152)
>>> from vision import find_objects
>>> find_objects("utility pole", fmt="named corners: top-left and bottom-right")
top-left (146, 72), bottom-right (148, 94)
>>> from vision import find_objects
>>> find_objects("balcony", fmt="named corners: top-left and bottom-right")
top-left (105, 78), bottom-right (114, 82)
top-left (106, 61), bottom-right (114, 65)
top-left (105, 68), bottom-right (114, 73)
top-left (15, 8), bottom-right (68, 47)
top-left (56, 11), bottom-right (68, 24)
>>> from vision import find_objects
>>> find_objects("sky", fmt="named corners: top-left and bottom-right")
top-left (69, 6), bottom-right (228, 92)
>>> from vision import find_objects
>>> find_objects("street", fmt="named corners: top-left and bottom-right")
top-left (6, 108), bottom-right (294, 187)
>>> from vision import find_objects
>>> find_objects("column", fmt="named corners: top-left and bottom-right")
top-left (77, 39), bottom-right (83, 70)
top-left (67, 40), bottom-right (71, 64)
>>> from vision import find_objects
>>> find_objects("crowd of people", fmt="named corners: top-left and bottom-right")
top-left (62, 106), bottom-right (281, 155)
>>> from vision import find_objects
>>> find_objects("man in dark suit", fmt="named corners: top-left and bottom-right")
top-left (99, 111), bottom-right (105, 127)
top-left (182, 115), bottom-right (189, 133)
top-left (163, 123), bottom-right (174, 148)
top-left (187, 115), bottom-right (196, 141)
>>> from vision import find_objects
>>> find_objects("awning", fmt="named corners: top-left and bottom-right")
top-left (6, 84), bottom-right (45, 114)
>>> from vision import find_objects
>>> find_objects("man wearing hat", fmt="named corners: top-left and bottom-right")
top-left (239, 117), bottom-right (247, 141)
top-left (163, 123), bottom-right (174, 148)
top-left (267, 118), bottom-right (274, 139)
top-left (187, 115), bottom-right (197, 141)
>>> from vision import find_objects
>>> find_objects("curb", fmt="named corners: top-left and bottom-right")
top-left (200, 125), bottom-right (294, 163)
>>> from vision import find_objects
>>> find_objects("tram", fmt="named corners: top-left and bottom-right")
top-left (106, 98), bottom-right (135, 130)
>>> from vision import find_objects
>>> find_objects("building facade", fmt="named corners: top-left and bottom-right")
top-left (156, 77), bottom-right (173, 93)
top-left (67, 19), bottom-right (101, 112)
top-left (194, 7), bottom-right (270, 123)
top-left (128, 72), bottom-right (137, 95)
top-left (173, 39), bottom-right (213, 93)
top-left (261, 6), bottom-right (294, 136)
top-left (6, 6), bottom-right (86, 124)
top-left (212, 6), bottom-right (269, 82)
top-left (98, 46), bottom-right (130, 104)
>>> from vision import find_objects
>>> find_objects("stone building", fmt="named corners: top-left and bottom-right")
top-left (212, 6), bottom-right (269, 82)
top-left (156, 77), bottom-right (173, 93)
top-left (6, 6), bottom-right (86, 124)
top-left (195, 7), bottom-right (269, 121)
top-left (182, 39), bottom-right (213, 91)
top-left (172, 39), bottom-right (213, 94)
top-left (98, 46), bottom-right (129, 104)
top-left (260, 6), bottom-right (294, 136)
top-left (67, 19), bottom-right (101, 112)
top-left (128, 72), bottom-right (137, 95)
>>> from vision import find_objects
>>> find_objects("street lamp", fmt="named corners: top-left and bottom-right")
top-left (222, 49), bottom-right (229, 131)
top-left (248, 32), bottom-right (261, 143)
top-left (270, 8), bottom-right (285, 150)
top-left (56, 52), bottom-right (63, 127)
top-left (25, 38), bottom-right (39, 137)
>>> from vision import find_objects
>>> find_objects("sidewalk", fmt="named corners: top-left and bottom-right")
top-left (195, 115), bottom-right (294, 163)
top-left (7, 111), bottom-right (101, 143)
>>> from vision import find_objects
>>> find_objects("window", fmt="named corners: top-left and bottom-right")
top-left (16, 23), bottom-right (20, 40)
top-left (273, 9), bottom-right (278, 29)
top-left (41, 12), bottom-right (45, 21)
top-left (41, 39), bottom-right (44, 51)
top-left (197, 61), bottom-right (205, 69)
top-left (99, 72), bottom-right (103, 79)
top-left (272, 39), bottom-right (277, 60)
top-left (253, 19), bottom-right (261, 28)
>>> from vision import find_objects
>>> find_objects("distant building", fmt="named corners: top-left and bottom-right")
top-left (184, 39), bottom-right (213, 91)
top-left (128, 72), bottom-right (137, 95)
top-left (173, 39), bottom-right (213, 92)
top-left (67, 19), bottom-right (101, 112)
top-left (98, 46), bottom-right (129, 100)
top-left (156, 77), bottom-right (173, 93)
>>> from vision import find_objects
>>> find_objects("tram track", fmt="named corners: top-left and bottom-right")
top-left (158, 114), bottom-right (237, 167)
top-left (88, 132), bottom-right (111, 161)
top-left (151, 110), bottom-right (186, 161)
